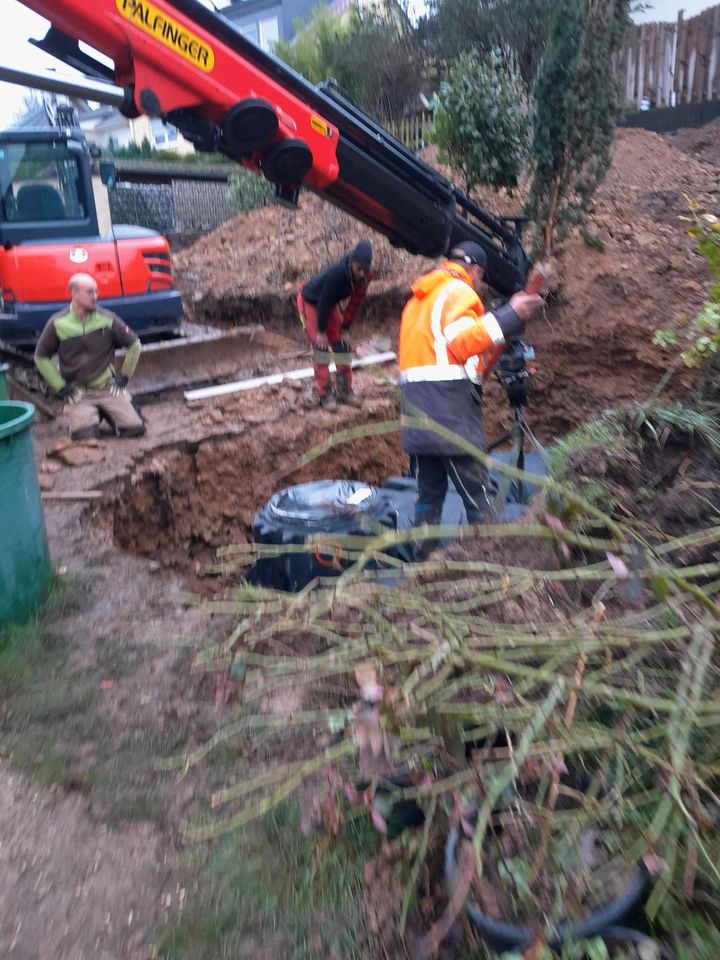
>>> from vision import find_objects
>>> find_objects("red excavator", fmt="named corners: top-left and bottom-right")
top-left (6, 0), bottom-right (531, 305)
top-left (0, 89), bottom-right (182, 347)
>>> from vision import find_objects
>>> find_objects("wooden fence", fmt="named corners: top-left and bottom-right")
top-left (622, 4), bottom-right (720, 108)
top-left (386, 110), bottom-right (433, 151)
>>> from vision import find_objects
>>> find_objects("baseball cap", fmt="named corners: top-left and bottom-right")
top-left (450, 240), bottom-right (488, 270)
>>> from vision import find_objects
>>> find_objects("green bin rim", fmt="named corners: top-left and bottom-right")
top-left (0, 401), bottom-right (36, 440)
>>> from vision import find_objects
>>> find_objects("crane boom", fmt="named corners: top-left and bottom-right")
top-left (16, 0), bottom-right (531, 295)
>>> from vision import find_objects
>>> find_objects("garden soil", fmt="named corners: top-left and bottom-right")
top-left (176, 126), bottom-right (718, 442)
top-left (1, 120), bottom-right (719, 959)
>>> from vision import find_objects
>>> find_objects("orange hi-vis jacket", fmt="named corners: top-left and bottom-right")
top-left (398, 262), bottom-right (522, 455)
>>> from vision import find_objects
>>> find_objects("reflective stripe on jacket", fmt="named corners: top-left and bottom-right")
top-left (398, 262), bottom-right (519, 455)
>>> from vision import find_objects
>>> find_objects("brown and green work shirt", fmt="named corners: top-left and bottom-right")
top-left (34, 306), bottom-right (141, 393)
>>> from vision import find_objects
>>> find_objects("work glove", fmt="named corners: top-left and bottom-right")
top-left (56, 383), bottom-right (82, 405)
top-left (339, 329), bottom-right (352, 349)
top-left (109, 373), bottom-right (129, 398)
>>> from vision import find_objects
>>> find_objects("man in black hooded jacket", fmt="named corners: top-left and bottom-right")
top-left (297, 240), bottom-right (372, 410)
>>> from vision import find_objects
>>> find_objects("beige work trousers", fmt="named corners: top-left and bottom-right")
top-left (65, 387), bottom-right (143, 436)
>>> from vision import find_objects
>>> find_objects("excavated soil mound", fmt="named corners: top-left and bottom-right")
top-left (175, 126), bottom-right (718, 444)
top-left (664, 115), bottom-right (720, 168)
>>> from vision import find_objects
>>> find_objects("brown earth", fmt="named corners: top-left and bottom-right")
top-left (664, 115), bottom-right (720, 168)
top-left (175, 127), bottom-right (718, 444)
top-left (2, 120), bottom-right (719, 960)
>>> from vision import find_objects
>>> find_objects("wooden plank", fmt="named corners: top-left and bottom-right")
top-left (676, 11), bottom-right (688, 100)
top-left (655, 22), bottom-right (664, 105)
top-left (686, 13), bottom-right (700, 101)
top-left (711, 5), bottom-right (720, 99)
top-left (669, 17), bottom-right (680, 105)
top-left (653, 22), bottom-right (661, 104)
top-left (631, 24), bottom-right (641, 102)
top-left (700, 8), bottom-right (715, 100)
top-left (625, 41), bottom-right (635, 106)
top-left (663, 24), bottom-right (675, 105)
top-left (637, 23), bottom-right (646, 102)
top-left (692, 10), bottom-right (709, 102)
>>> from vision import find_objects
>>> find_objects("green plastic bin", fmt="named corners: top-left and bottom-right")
top-left (0, 364), bottom-right (8, 401)
top-left (0, 402), bottom-right (52, 624)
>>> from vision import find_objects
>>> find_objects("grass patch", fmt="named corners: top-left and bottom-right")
top-left (160, 803), bottom-right (380, 960)
top-left (0, 572), bottom-right (93, 695)
top-left (0, 573), bottom-right (104, 788)
top-left (545, 410), bottom-right (627, 481)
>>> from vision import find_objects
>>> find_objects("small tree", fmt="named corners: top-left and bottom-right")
top-left (275, 0), bottom-right (425, 125)
top-left (526, 0), bottom-right (630, 255)
top-left (274, 6), bottom-right (348, 85)
top-left (430, 0), bottom-right (554, 87)
top-left (431, 48), bottom-right (529, 195)
top-left (228, 169), bottom-right (273, 213)
top-left (654, 210), bottom-right (720, 369)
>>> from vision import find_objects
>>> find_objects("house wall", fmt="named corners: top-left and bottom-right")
top-left (224, 0), bottom-right (321, 46)
top-left (129, 116), bottom-right (196, 155)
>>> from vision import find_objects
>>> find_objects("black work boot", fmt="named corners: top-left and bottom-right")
top-left (318, 392), bottom-right (337, 412)
top-left (411, 510), bottom-right (442, 561)
top-left (70, 425), bottom-right (100, 441)
top-left (117, 424), bottom-right (146, 438)
top-left (336, 374), bottom-right (362, 408)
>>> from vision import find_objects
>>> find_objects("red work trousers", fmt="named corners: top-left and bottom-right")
top-left (297, 292), bottom-right (352, 398)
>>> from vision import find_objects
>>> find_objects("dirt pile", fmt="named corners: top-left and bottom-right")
top-left (175, 126), bottom-right (718, 443)
top-left (664, 115), bottom-right (720, 168)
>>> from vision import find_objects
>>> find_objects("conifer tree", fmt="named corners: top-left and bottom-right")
top-left (526, 0), bottom-right (630, 255)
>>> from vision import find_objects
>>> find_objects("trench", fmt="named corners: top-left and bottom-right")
top-left (108, 400), bottom-right (406, 584)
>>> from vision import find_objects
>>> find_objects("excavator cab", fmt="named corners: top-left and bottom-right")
top-left (0, 132), bottom-right (94, 240)
top-left (0, 127), bottom-right (182, 346)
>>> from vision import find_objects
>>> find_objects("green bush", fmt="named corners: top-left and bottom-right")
top-left (431, 48), bottom-right (529, 195)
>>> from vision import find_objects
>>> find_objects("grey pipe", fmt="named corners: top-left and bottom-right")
top-left (0, 65), bottom-right (126, 109)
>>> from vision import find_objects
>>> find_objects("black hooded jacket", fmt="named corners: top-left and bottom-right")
top-left (301, 256), bottom-right (371, 332)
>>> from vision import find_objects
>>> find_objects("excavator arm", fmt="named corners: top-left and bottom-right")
top-left (16, 0), bottom-right (531, 296)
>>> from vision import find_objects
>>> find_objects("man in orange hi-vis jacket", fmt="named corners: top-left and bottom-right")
top-left (399, 240), bottom-right (543, 530)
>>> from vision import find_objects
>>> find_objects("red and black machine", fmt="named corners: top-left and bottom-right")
top-left (7, 0), bottom-right (530, 328)
top-left (0, 116), bottom-right (182, 346)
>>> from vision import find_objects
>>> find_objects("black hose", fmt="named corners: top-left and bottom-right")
top-left (445, 827), bottom-right (651, 954)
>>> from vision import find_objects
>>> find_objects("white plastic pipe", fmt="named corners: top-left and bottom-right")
top-left (184, 351), bottom-right (397, 402)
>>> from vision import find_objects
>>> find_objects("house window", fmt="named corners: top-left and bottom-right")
top-left (151, 118), bottom-right (179, 146)
top-left (238, 22), bottom-right (259, 44)
top-left (259, 16), bottom-right (279, 50)
top-left (238, 16), bottom-right (278, 51)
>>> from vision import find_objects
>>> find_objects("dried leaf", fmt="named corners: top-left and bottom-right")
top-left (642, 851), bottom-right (667, 876)
top-left (355, 662), bottom-right (383, 703)
top-left (342, 781), bottom-right (360, 805)
top-left (371, 804), bottom-right (388, 834)
top-left (543, 512), bottom-right (565, 533)
top-left (607, 551), bottom-right (629, 579)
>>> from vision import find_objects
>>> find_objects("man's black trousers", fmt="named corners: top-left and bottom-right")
top-left (412, 454), bottom-right (491, 525)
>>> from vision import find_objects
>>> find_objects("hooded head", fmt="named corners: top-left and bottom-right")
top-left (349, 240), bottom-right (372, 281)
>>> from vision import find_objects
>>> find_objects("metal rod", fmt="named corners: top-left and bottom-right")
top-left (0, 65), bottom-right (126, 108)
